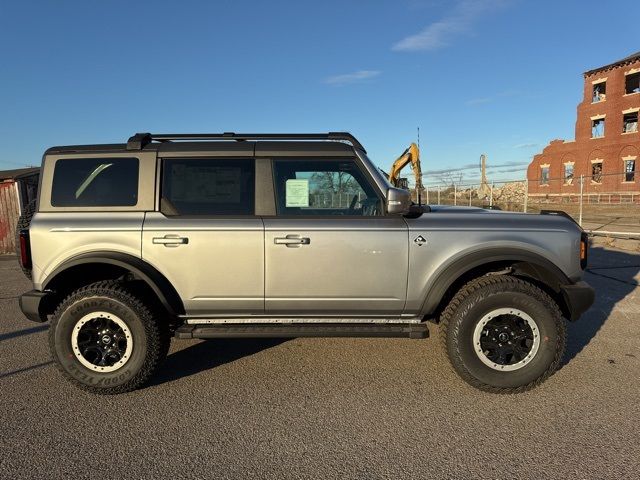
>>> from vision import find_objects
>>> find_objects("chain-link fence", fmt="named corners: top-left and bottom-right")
top-left (414, 171), bottom-right (640, 236)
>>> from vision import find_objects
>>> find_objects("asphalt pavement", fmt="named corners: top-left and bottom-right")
top-left (1, 246), bottom-right (639, 479)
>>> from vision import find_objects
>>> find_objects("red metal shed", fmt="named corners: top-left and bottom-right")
top-left (0, 168), bottom-right (39, 254)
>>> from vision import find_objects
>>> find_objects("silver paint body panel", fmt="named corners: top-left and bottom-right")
top-left (30, 212), bottom-right (146, 290)
top-left (141, 213), bottom-right (264, 314)
top-left (263, 217), bottom-right (409, 315)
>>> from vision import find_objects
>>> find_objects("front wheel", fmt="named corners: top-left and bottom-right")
top-left (49, 281), bottom-right (167, 394)
top-left (440, 275), bottom-right (566, 393)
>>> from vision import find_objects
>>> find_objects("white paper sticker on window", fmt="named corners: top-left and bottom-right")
top-left (285, 179), bottom-right (309, 207)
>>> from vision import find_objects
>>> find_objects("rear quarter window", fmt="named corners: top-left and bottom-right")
top-left (51, 158), bottom-right (139, 207)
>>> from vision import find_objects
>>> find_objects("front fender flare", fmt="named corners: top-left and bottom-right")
top-left (419, 247), bottom-right (571, 317)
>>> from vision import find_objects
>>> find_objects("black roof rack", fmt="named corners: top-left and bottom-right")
top-left (126, 132), bottom-right (366, 152)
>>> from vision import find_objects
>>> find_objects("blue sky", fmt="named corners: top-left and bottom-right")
top-left (0, 0), bottom-right (638, 185)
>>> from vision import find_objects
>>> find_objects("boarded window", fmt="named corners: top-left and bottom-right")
top-left (540, 166), bottom-right (549, 185)
top-left (591, 162), bottom-right (603, 183)
top-left (51, 158), bottom-right (139, 207)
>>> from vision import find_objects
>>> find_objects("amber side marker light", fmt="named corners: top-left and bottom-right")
top-left (580, 232), bottom-right (589, 270)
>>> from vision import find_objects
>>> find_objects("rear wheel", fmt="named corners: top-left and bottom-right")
top-left (440, 275), bottom-right (565, 393)
top-left (49, 281), bottom-right (167, 394)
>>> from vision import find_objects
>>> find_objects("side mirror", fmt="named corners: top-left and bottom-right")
top-left (386, 187), bottom-right (411, 215)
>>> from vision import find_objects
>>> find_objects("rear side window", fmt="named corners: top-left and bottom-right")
top-left (162, 158), bottom-right (255, 215)
top-left (51, 158), bottom-right (139, 207)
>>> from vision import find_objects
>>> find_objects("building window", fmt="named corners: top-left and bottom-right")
top-left (591, 118), bottom-right (605, 138)
top-left (564, 163), bottom-right (574, 184)
top-left (625, 72), bottom-right (640, 95)
top-left (591, 161), bottom-right (603, 183)
top-left (540, 166), bottom-right (549, 185)
top-left (624, 159), bottom-right (636, 182)
top-left (623, 111), bottom-right (638, 133)
top-left (592, 82), bottom-right (606, 102)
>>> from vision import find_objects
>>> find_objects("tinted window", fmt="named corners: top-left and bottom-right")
top-left (162, 158), bottom-right (255, 215)
top-left (273, 159), bottom-right (382, 216)
top-left (51, 158), bottom-right (139, 207)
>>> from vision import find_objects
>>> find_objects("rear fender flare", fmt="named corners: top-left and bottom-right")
top-left (43, 252), bottom-right (184, 316)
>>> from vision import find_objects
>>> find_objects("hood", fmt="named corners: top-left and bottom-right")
top-left (406, 205), bottom-right (582, 233)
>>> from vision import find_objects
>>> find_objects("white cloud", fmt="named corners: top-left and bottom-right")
top-left (324, 70), bottom-right (381, 86)
top-left (513, 143), bottom-right (539, 149)
top-left (392, 0), bottom-right (510, 52)
top-left (465, 97), bottom-right (492, 106)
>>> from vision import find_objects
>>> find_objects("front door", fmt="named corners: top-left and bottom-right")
top-left (142, 157), bottom-right (264, 315)
top-left (264, 158), bottom-right (408, 316)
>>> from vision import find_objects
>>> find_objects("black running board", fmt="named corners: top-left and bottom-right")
top-left (175, 323), bottom-right (429, 339)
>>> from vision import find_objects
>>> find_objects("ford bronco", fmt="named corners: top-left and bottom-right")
top-left (17, 132), bottom-right (594, 394)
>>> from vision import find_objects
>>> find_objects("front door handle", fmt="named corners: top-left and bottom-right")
top-left (152, 235), bottom-right (189, 247)
top-left (274, 236), bottom-right (311, 246)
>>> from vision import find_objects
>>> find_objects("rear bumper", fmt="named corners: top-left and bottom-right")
top-left (19, 290), bottom-right (51, 323)
top-left (560, 281), bottom-right (595, 321)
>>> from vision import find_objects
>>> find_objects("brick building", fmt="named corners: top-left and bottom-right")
top-left (527, 52), bottom-right (640, 196)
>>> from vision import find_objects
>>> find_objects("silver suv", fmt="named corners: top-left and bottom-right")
top-left (18, 132), bottom-right (594, 394)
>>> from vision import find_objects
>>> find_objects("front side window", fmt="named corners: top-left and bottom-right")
top-left (625, 159), bottom-right (636, 182)
top-left (273, 159), bottom-right (382, 216)
top-left (51, 157), bottom-right (139, 207)
top-left (162, 158), bottom-right (255, 215)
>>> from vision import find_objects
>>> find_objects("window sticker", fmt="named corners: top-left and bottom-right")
top-left (285, 179), bottom-right (309, 207)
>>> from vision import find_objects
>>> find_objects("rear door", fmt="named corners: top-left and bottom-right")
top-left (263, 158), bottom-right (409, 316)
top-left (142, 156), bottom-right (264, 316)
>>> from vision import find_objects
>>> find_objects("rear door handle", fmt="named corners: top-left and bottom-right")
top-left (274, 236), bottom-right (311, 246)
top-left (152, 235), bottom-right (189, 247)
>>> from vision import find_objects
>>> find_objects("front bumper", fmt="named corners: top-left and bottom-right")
top-left (19, 290), bottom-right (51, 323)
top-left (560, 281), bottom-right (595, 321)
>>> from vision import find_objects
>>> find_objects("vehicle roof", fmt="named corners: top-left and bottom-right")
top-left (44, 140), bottom-right (358, 157)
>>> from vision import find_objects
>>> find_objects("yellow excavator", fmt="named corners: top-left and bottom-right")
top-left (388, 142), bottom-right (423, 192)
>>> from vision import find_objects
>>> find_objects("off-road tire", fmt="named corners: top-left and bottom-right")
top-left (49, 281), bottom-right (166, 394)
top-left (15, 199), bottom-right (36, 279)
top-left (440, 275), bottom-right (566, 394)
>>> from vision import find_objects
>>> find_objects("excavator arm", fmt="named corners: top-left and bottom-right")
top-left (388, 142), bottom-right (423, 191)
